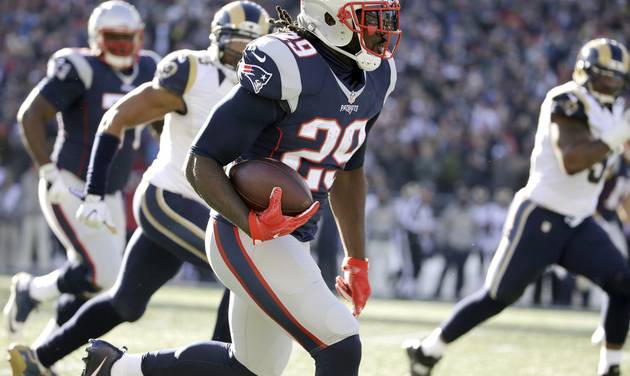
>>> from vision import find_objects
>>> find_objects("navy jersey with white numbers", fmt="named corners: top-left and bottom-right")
top-left (191, 32), bottom-right (397, 241)
top-left (39, 48), bottom-right (159, 193)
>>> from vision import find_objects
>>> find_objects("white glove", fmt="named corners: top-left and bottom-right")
top-left (39, 163), bottom-right (68, 204)
top-left (76, 194), bottom-right (116, 233)
top-left (589, 97), bottom-right (630, 151)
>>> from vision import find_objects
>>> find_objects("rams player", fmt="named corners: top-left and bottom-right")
top-left (404, 38), bottom-right (630, 376)
top-left (82, 1), bottom-right (400, 375)
top-left (6, 2), bottom-right (270, 375)
top-left (4, 0), bottom-right (158, 353)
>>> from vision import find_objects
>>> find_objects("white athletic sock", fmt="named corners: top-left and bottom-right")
top-left (29, 270), bottom-right (61, 302)
top-left (111, 353), bottom-right (143, 376)
top-left (421, 328), bottom-right (446, 358)
top-left (598, 346), bottom-right (622, 375)
top-left (32, 319), bottom-right (59, 348)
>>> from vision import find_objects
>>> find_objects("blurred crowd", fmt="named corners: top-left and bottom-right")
top-left (0, 0), bottom-right (628, 307)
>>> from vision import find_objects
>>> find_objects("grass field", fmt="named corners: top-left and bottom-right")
top-left (0, 275), bottom-right (626, 376)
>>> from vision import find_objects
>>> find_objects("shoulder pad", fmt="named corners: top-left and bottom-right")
top-left (549, 82), bottom-right (589, 122)
top-left (153, 50), bottom-right (194, 97)
top-left (238, 34), bottom-right (303, 110)
top-left (46, 48), bottom-right (93, 89)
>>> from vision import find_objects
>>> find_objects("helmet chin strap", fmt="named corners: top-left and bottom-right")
top-left (324, 39), bottom-right (382, 71)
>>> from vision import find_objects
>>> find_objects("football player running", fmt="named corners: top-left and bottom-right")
top-left (5, 0), bottom-right (158, 362)
top-left (81, 1), bottom-right (400, 376)
top-left (404, 38), bottom-right (630, 376)
top-left (6, 2), bottom-right (270, 375)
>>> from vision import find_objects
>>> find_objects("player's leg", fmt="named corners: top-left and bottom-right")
top-left (134, 182), bottom-right (231, 340)
top-left (4, 173), bottom-right (124, 337)
top-left (405, 199), bottom-right (569, 375)
top-left (99, 218), bottom-right (360, 376)
top-left (559, 218), bottom-right (630, 375)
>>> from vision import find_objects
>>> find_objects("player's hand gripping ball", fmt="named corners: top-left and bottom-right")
top-left (229, 158), bottom-right (319, 242)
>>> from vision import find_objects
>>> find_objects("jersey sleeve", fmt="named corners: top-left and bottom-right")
top-left (550, 92), bottom-right (588, 122)
top-left (190, 85), bottom-right (285, 166)
top-left (38, 48), bottom-right (90, 111)
top-left (344, 113), bottom-right (381, 171)
top-left (237, 35), bottom-right (303, 112)
top-left (152, 50), bottom-right (192, 114)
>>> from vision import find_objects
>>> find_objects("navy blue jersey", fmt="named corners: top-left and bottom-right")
top-left (191, 32), bottom-right (397, 241)
top-left (39, 48), bottom-right (159, 193)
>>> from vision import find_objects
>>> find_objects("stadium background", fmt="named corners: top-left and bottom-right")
top-left (0, 0), bottom-right (629, 310)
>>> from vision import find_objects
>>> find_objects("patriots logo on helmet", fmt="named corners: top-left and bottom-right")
top-left (240, 63), bottom-right (272, 94)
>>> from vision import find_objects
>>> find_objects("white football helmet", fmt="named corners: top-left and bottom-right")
top-left (298, 0), bottom-right (401, 71)
top-left (88, 1), bottom-right (144, 70)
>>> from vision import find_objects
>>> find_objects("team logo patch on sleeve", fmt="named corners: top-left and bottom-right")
top-left (240, 64), bottom-right (272, 94)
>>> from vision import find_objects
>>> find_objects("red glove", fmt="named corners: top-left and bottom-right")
top-left (248, 187), bottom-right (320, 243)
top-left (336, 257), bottom-right (371, 317)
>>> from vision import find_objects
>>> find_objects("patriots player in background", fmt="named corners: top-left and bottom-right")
top-left (81, 1), bottom-right (400, 375)
top-left (6, 2), bottom-right (270, 375)
top-left (404, 38), bottom-right (630, 376)
top-left (4, 0), bottom-right (158, 358)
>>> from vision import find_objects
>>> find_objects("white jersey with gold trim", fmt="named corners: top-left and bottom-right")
top-left (143, 50), bottom-right (236, 202)
top-left (521, 81), bottom-right (626, 222)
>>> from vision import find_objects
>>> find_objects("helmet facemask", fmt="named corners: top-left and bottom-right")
top-left (585, 65), bottom-right (628, 104)
top-left (337, 1), bottom-right (401, 60)
top-left (299, 0), bottom-right (401, 71)
top-left (210, 27), bottom-right (262, 70)
top-left (96, 29), bottom-right (143, 70)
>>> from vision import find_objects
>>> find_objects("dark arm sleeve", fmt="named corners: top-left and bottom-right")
top-left (190, 84), bottom-right (285, 166)
top-left (344, 112), bottom-right (381, 170)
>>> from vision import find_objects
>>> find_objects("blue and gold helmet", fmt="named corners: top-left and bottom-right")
top-left (209, 1), bottom-right (270, 70)
top-left (573, 38), bottom-right (630, 103)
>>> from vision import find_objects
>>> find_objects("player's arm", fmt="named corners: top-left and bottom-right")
top-left (17, 90), bottom-right (57, 168)
top-left (98, 82), bottom-right (183, 138)
top-left (551, 113), bottom-right (611, 175)
top-left (186, 86), bottom-right (309, 238)
top-left (331, 114), bottom-right (380, 316)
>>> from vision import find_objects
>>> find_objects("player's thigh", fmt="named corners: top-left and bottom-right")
top-left (39, 172), bottom-right (125, 289)
top-left (133, 181), bottom-right (210, 268)
top-left (561, 218), bottom-right (630, 293)
top-left (594, 216), bottom-right (628, 258)
top-left (484, 200), bottom-right (567, 302)
top-left (230, 293), bottom-right (293, 376)
top-left (207, 219), bottom-right (358, 353)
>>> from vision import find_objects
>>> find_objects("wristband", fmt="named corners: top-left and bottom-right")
top-left (85, 133), bottom-right (121, 196)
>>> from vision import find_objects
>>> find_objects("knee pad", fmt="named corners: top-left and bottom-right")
top-left (57, 261), bottom-right (100, 295)
top-left (110, 293), bottom-right (148, 323)
top-left (314, 335), bottom-right (361, 375)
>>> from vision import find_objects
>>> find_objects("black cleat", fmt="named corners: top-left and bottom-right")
top-left (81, 339), bottom-right (126, 376)
top-left (7, 343), bottom-right (55, 376)
top-left (403, 339), bottom-right (441, 376)
top-left (600, 365), bottom-right (621, 376)
top-left (4, 273), bottom-right (39, 338)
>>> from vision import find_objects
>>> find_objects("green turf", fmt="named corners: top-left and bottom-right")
top-left (0, 275), bottom-right (626, 375)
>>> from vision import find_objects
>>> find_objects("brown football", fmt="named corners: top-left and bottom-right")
top-left (229, 158), bottom-right (313, 215)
